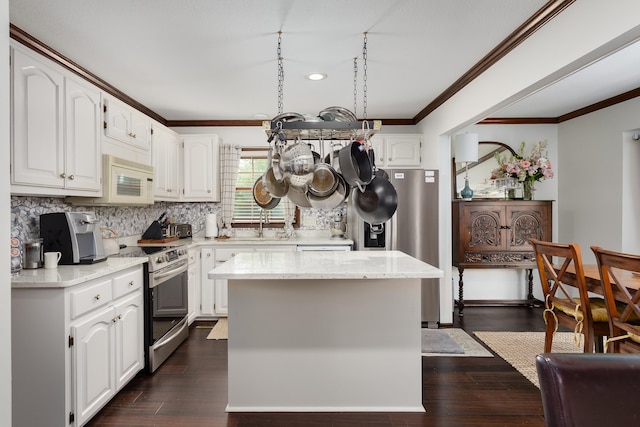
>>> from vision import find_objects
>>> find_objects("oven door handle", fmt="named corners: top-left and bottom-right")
top-left (153, 316), bottom-right (189, 351)
top-left (153, 261), bottom-right (188, 282)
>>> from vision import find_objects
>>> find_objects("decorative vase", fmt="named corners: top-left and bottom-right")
top-left (460, 177), bottom-right (474, 200)
top-left (523, 180), bottom-right (534, 200)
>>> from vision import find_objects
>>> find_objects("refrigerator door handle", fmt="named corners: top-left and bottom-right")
top-left (390, 207), bottom-right (398, 250)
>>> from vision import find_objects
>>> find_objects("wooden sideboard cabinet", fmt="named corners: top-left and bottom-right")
top-left (452, 200), bottom-right (553, 315)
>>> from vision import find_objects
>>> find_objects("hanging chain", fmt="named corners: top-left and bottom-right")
top-left (277, 31), bottom-right (284, 115)
top-left (353, 57), bottom-right (358, 118)
top-left (362, 32), bottom-right (368, 120)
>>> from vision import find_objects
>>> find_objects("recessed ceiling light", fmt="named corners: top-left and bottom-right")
top-left (306, 73), bottom-right (327, 81)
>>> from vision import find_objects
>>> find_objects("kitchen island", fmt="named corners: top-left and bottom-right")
top-left (208, 250), bottom-right (443, 412)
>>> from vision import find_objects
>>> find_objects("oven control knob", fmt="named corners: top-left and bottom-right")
top-left (156, 255), bottom-right (165, 264)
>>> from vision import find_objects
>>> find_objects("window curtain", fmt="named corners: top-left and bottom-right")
top-left (219, 144), bottom-right (240, 237)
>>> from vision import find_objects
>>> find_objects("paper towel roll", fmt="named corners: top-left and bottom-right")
top-left (205, 213), bottom-right (218, 238)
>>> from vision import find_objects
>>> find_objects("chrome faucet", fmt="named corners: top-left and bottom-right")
top-left (258, 210), bottom-right (265, 238)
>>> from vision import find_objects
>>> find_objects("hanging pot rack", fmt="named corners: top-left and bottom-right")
top-left (264, 31), bottom-right (380, 142)
top-left (262, 118), bottom-right (381, 141)
top-left (257, 31), bottom-right (396, 223)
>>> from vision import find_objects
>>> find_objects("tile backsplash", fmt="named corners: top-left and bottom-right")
top-left (11, 196), bottom-right (343, 244)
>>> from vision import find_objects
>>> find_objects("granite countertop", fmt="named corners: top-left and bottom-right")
top-left (11, 257), bottom-right (147, 289)
top-left (208, 250), bottom-right (443, 280)
top-left (11, 234), bottom-right (353, 289)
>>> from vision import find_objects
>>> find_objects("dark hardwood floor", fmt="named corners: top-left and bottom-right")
top-left (87, 306), bottom-right (549, 427)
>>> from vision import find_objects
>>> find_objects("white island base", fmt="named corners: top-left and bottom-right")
top-left (211, 251), bottom-right (444, 413)
top-left (228, 277), bottom-right (423, 412)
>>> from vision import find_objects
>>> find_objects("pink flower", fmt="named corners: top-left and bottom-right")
top-left (520, 160), bottom-right (531, 168)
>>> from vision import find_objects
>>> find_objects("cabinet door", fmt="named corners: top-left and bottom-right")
top-left (506, 203), bottom-right (550, 251)
top-left (462, 204), bottom-right (506, 251)
top-left (182, 135), bottom-right (218, 201)
top-left (129, 109), bottom-right (151, 151)
top-left (385, 136), bottom-right (421, 167)
top-left (113, 292), bottom-right (144, 390)
top-left (11, 47), bottom-right (65, 188)
top-left (200, 248), bottom-right (216, 317)
top-left (370, 137), bottom-right (386, 167)
top-left (188, 249), bottom-right (200, 322)
top-left (65, 78), bottom-right (102, 191)
top-left (213, 274), bottom-right (228, 316)
top-left (152, 125), bottom-right (180, 200)
top-left (104, 97), bottom-right (131, 144)
top-left (72, 306), bottom-right (116, 427)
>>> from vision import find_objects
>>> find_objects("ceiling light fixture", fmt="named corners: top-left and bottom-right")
top-left (306, 72), bottom-right (327, 81)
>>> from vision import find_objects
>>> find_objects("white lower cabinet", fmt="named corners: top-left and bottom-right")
top-left (200, 247), bottom-right (216, 317)
top-left (11, 265), bottom-right (144, 427)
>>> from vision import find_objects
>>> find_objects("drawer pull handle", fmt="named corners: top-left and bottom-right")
top-left (60, 172), bottom-right (66, 178)
top-left (94, 294), bottom-right (101, 300)
top-left (128, 281), bottom-right (134, 287)
top-left (68, 175), bottom-right (75, 180)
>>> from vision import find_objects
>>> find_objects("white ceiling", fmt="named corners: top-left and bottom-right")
top-left (9, 0), bottom-right (640, 122)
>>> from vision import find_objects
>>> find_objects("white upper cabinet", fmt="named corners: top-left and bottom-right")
top-left (370, 134), bottom-right (422, 168)
top-left (64, 78), bottom-right (103, 191)
top-left (104, 95), bottom-right (151, 151)
top-left (152, 123), bottom-right (181, 200)
top-left (181, 134), bottom-right (221, 202)
top-left (11, 44), bottom-right (102, 196)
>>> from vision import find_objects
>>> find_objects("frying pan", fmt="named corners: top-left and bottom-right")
top-left (351, 174), bottom-right (398, 225)
top-left (339, 140), bottom-right (373, 191)
top-left (253, 177), bottom-right (281, 210)
top-left (308, 173), bottom-right (348, 209)
top-left (308, 162), bottom-right (338, 197)
top-left (262, 167), bottom-right (289, 197)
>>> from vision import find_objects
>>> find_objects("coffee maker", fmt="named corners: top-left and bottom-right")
top-left (40, 212), bottom-right (107, 265)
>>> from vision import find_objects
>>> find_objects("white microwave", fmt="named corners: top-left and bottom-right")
top-left (67, 155), bottom-right (155, 206)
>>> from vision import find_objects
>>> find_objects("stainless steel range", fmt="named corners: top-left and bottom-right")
top-left (117, 245), bottom-right (189, 372)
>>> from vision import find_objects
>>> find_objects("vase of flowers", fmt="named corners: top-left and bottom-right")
top-left (491, 141), bottom-right (553, 200)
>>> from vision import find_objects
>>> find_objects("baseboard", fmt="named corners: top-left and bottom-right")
top-left (458, 299), bottom-right (543, 307)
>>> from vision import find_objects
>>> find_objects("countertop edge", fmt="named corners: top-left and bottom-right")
top-left (11, 257), bottom-right (147, 289)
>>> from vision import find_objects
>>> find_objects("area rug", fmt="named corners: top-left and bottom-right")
top-left (474, 331), bottom-right (581, 387)
top-left (422, 328), bottom-right (493, 357)
top-left (206, 318), bottom-right (228, 340)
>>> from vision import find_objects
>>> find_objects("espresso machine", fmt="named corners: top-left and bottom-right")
top-left (40, 212), bottom-right (107, 265)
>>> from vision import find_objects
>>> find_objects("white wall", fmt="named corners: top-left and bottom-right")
top-left (2, 0), bottom-right (13, 424)
top-left (558, 97), bottom-right (640, 263)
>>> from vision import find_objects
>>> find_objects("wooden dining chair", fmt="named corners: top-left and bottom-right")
top-left (591, 246), bottom-right (640, 353)
top-left (531, 239), bottom-right (609, 353)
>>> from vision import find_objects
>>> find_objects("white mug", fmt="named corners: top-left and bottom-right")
top-left (44, 251), bottom-right (62, 269)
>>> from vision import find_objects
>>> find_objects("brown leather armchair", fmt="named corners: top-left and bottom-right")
top-left (536, 353), bottom-right (640, 426)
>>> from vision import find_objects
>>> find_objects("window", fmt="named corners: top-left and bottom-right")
top-left (233, 149), bottom-right (294, 225)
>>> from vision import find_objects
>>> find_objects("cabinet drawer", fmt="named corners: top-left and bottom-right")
top-left (112, 268), bottom-right (143, 299)
top-left (70, 279), bottom-right (113, 319)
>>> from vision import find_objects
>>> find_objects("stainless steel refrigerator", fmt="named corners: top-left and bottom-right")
top-left (348, 169), bottom-right (440, 327)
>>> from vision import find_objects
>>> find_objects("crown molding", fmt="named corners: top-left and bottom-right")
top-left (413, 0), bottom-right (576, 124)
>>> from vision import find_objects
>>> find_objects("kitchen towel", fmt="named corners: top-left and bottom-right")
top-left (205, 213), bottom-right (218, 238)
